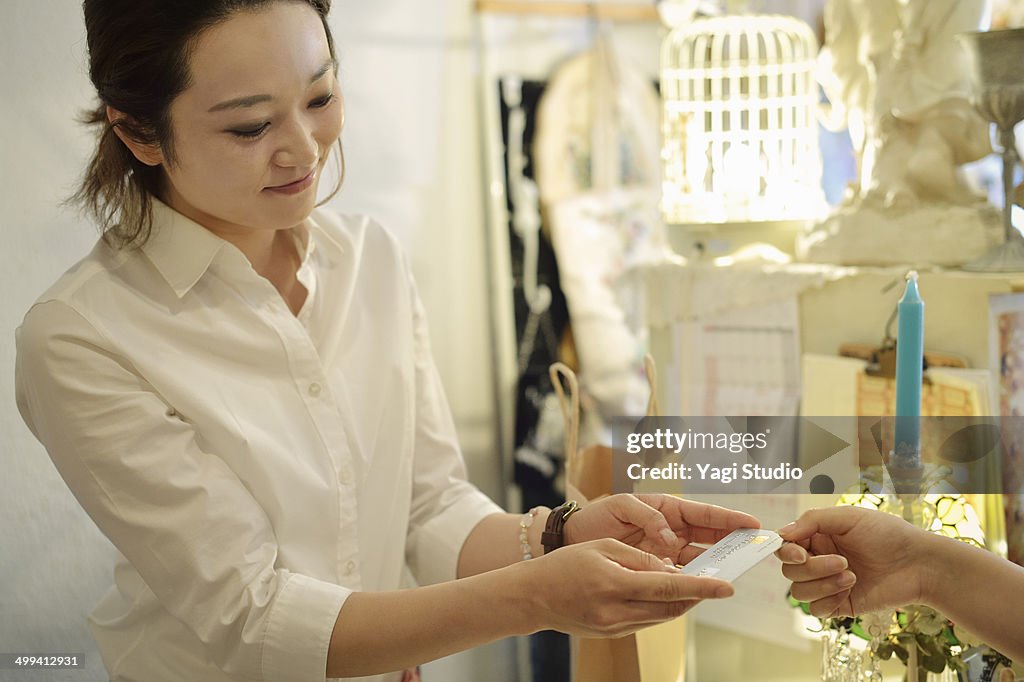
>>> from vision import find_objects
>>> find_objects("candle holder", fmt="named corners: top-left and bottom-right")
top-left (960, 28), bottom-right (1024, 272)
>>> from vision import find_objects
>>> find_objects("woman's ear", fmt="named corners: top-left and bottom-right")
top-left (106, 106), bottom-right (165, 167)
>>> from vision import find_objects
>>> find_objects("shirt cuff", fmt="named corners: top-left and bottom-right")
top-left (407, 488), bottom-right (505, 586)
top-left (261, 571), bottom-right (351, 682)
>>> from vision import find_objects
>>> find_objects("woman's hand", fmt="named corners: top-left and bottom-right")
top-left (523, 538), bottom-right (735, 638)
top-left (564, 494), bottom-right (761, 566)
top-left (776, 506), bottom-right (930, 618)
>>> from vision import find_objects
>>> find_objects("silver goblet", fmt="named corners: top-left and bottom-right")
top-left (961, 28), bottom-right (1024, 271)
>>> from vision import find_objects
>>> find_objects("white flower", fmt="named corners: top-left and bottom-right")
top-left (860, 611), bottom-right (892, 639)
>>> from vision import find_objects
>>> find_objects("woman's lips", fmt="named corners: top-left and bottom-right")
top-left (265, 169), bottom-right (315, 195)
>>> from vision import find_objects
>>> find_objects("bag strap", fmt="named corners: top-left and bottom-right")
top-left (644, 353), bottom-right (660, 418)
top-left (551, 355), bottom-right (659, 484)
top-left (549, 362), bottom-right (581, 484)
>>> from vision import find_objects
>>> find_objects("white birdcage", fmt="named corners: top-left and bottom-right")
top-left (660, 13), bottom-right (824, 224)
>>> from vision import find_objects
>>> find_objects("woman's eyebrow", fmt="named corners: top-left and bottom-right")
top-left (207, 58), bottom-right (336, 113)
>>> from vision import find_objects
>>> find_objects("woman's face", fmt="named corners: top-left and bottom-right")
top-left (160, 2), bottom-right (343, 237)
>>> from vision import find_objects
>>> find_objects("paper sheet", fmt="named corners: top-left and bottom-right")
top-left (989, 293), bottom-right (1024, 566)
top-left (800, 353), bottom-right (864, 416)
top-left (669, 299), bottom-right (802, 417)
top-left (800, 353), bottom-right (991, 421)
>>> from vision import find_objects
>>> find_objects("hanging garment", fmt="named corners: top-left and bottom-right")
top-left (534, 31), bottom-right (681, 420)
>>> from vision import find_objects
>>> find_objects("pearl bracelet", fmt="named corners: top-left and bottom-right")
top-left (519, 507), bottom-right (544, 560)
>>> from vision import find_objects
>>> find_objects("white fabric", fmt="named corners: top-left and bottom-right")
top-left (533, 35), bottom-right (676, 419)
top-left (14, 199), bottom-right (503, 682)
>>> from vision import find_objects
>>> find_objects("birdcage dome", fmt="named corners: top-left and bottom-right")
top-left (660, 13), bottom-right (824, 224)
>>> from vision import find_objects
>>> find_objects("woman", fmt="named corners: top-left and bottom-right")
top-left (14, 2), bottom-right (758, 680)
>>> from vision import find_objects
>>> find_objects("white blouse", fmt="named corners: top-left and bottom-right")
top-left (15, 199), bottom-right (503, 682)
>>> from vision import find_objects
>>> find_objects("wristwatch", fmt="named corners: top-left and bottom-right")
top-left (541, 500), bottom-right (581, 554)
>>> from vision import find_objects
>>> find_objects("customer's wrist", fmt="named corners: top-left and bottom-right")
top-left (916, 529), bottom-right (950, 608)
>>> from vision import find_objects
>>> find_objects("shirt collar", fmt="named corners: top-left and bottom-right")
top-left (141, 199), bottom-right (230, 299)
top-left (141, 199), bottom-right (319, 299)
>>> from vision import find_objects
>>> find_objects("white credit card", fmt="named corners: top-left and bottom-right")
top-left (680, 528), bottom-right (783, 582)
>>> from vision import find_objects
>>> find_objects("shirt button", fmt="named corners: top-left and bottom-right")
top-left (307, 382), bottom-right (322, 397)
top-left (339, 468), bottom-right (353, 485)
top-left (344, 560), bottom-right (357, 576)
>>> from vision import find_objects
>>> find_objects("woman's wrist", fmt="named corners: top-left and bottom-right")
top-left (562, 504), bottom-right (580, 545)
top-left (504, 554), bottom-right (547, 635)
top-left (522, 507), bottom-right (550, 560)
top-left (543, 500), bottom-right (582, 552)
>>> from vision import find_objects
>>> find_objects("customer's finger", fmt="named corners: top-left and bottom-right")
top-left (789, 571), bottom-right (857, 603)
top-left (775, 542), bottom-right (809, 564)
top-left (778, 507), bottom-right (861, 543)
top-left (807, 590), bottom-right (851, 619)
top-left (782, 554), bottom-right (847, 581)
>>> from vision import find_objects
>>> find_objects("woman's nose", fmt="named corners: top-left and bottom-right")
top-left (273, 117), bottom-right (319, 168)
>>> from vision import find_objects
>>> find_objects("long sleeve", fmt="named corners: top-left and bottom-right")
top-left (15, 300), bottom-right (348, 682)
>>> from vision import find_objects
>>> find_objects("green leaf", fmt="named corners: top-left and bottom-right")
top-left (851, 620), bottom-right (870, 641)
top-left (896, 633), bottom-right (916, 646)
top-left (875, 643), bottom-right (895, 660)
top-left (915, 634), bottom-right (943, 659)
top-left (922, 652), bottom-right (946, 673)
top-left (894, 644), bottom-right (909, 664)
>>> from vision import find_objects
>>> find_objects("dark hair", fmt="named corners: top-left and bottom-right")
top-left (71, 0), bottom-right (344, 249)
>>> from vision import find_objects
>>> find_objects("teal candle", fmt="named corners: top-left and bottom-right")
top-left (893, 271), bottom-right (924, 469)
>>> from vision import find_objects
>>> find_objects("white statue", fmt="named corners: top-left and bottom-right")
top-left (820, 0), bottom-right (992, 208)
top-left (798, 0), bottom-right (1002, 266)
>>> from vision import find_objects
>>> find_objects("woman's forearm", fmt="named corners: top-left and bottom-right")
top-left (328, 507), bottom-right (557, 675)
top-left (326, 561), bottom-right (536, 678)
top-left (458, 486), bottom-right (596, 578)
top-left (456, 511), bottom-right (550, 578)
top-left (921, 532), bottom-right (1024, 661)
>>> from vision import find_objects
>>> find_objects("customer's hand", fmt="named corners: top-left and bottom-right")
top-left (565, 494), bottom-right (761, 565)
top-left (776, 506), bottom-right (929, 618)
top-left (779, 505), bottom-right (1024, 661)
top-left (525, 538), bottom-right (735, 638)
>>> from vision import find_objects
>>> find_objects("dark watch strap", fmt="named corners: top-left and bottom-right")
top-left (541, 500), bottom-right (581, 554)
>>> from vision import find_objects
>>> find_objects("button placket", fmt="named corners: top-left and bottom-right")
top-left (257, 276), bottom-right (365, 589)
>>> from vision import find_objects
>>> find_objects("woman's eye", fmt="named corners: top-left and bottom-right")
top-left (230, 123), bottom-right (270, 139)
top-left (228, 94), bottom-right (333, 139)
top-left (311, 92), bottom-right (334, 108)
